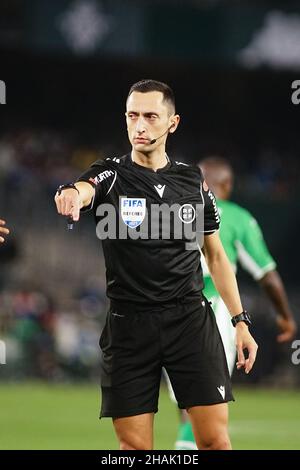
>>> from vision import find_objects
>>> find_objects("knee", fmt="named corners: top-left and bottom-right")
top-left (119, 436), bottom-right (152, 450)
top-left (199, 434), bottom-right (232, 450)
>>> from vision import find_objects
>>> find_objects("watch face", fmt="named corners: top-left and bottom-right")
top-left (242, 314), bottom-right (251, 325)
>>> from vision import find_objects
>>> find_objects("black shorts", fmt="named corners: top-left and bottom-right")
top-left (99, 295), bottom-right (234, 418)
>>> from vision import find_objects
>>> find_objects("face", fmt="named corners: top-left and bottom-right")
top-left (126, 91), bottom-right (179, 152)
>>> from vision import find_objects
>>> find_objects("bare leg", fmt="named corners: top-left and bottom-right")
top-left (188, 403), bottom-right (231, 450)
top-left (113, 412), bottom-right (154, 450)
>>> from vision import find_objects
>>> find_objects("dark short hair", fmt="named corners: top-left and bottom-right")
top-left (127, 79), bottom-right (176, 114)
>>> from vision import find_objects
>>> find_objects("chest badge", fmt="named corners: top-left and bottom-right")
top-left (178, 204), bottom-right (196, 223)
top-left (120, 197), bottom-right (146, 228)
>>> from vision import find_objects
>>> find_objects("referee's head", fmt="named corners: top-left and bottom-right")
top-left (199, 156), bottom-right (234, 201)
top-left (125, 79), bottom-right (180, 152)
top-left (127, 79), bottom-right (176, 115)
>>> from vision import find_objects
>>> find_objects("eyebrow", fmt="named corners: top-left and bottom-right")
top-left (127, 111), bottom-right (160, 117)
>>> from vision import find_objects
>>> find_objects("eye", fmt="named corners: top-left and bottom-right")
top-left (127, 113), bottom-right (137, 120)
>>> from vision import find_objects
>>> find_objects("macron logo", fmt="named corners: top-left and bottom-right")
top-left (154, 184), bottom-right (166, 198)
top-left (217, 385), bottom-right (225, 400)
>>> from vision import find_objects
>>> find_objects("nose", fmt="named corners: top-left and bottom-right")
top-left (135, 116), bottom-right (147, 134)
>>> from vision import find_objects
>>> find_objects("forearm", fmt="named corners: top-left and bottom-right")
top-left (207, 251), bottom-right (243, 316)
top-left (203, 232), bottom-right (258, 373)
top-left (74, 181), bottom-right (95, 208)
top-left (260, 270), bottom-right (293, 320)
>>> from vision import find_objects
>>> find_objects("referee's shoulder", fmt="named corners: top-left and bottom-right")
top-left (90, 155), bottom-right (126, 169)
top-left (172, 159), bottom-right (202, 178)
top-left (172, 159), bottom-right (199, 171)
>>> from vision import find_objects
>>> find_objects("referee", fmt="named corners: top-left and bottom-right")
top-left (54, 79), bottom-right (258, 450)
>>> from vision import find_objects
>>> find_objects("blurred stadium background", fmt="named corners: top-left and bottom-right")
top-left (0, 0), bottom-right (300, 449)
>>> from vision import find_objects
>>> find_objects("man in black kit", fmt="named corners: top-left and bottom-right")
top-left (55, 79), bottom-right (257, 450)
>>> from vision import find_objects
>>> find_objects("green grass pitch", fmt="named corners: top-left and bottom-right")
top-left (0, 383), bottom-right (299, 450)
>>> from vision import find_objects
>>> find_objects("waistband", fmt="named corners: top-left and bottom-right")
top-left (109, 293), bottom-right (203, 312)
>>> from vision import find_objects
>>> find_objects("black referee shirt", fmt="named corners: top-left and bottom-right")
top-left (77, 154), bottom-right (220, 304)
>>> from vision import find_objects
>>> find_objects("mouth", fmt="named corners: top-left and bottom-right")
top-left (133, 137), bottom-right (149, 144)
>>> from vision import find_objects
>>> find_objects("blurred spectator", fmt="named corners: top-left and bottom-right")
top-left (0, 285), bottom-right (106, 381)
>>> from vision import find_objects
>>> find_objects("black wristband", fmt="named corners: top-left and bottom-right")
top-left (231, 311), bottom-right (251, 327)
top-left (57, 183), bottom-right (79, 195)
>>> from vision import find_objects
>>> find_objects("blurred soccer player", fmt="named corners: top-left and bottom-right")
top-left (55, 80), bottom-right (257, 450)
top-left (0, 219), bottom-right (9, 243)
top-left (172, 156), bottom-right (297, 450)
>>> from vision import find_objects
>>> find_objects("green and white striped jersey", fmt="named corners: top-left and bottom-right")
top-left (203, 199), bottom-right (276, 299)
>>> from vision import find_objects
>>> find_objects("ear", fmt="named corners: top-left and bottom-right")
top-left (169, 114), bottom-right (180, 134)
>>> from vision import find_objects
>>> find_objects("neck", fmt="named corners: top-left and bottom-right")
top-left (131, 146), bottom-right (168, 171)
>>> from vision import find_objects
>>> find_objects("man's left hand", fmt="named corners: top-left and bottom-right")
top-left (235, 323), bottom-right (258, 374)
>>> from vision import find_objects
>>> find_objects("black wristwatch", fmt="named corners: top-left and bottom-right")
top-left (231, 311), bottom-right (251, 327)
top-left (56, 183), bottom-right (79, 195)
